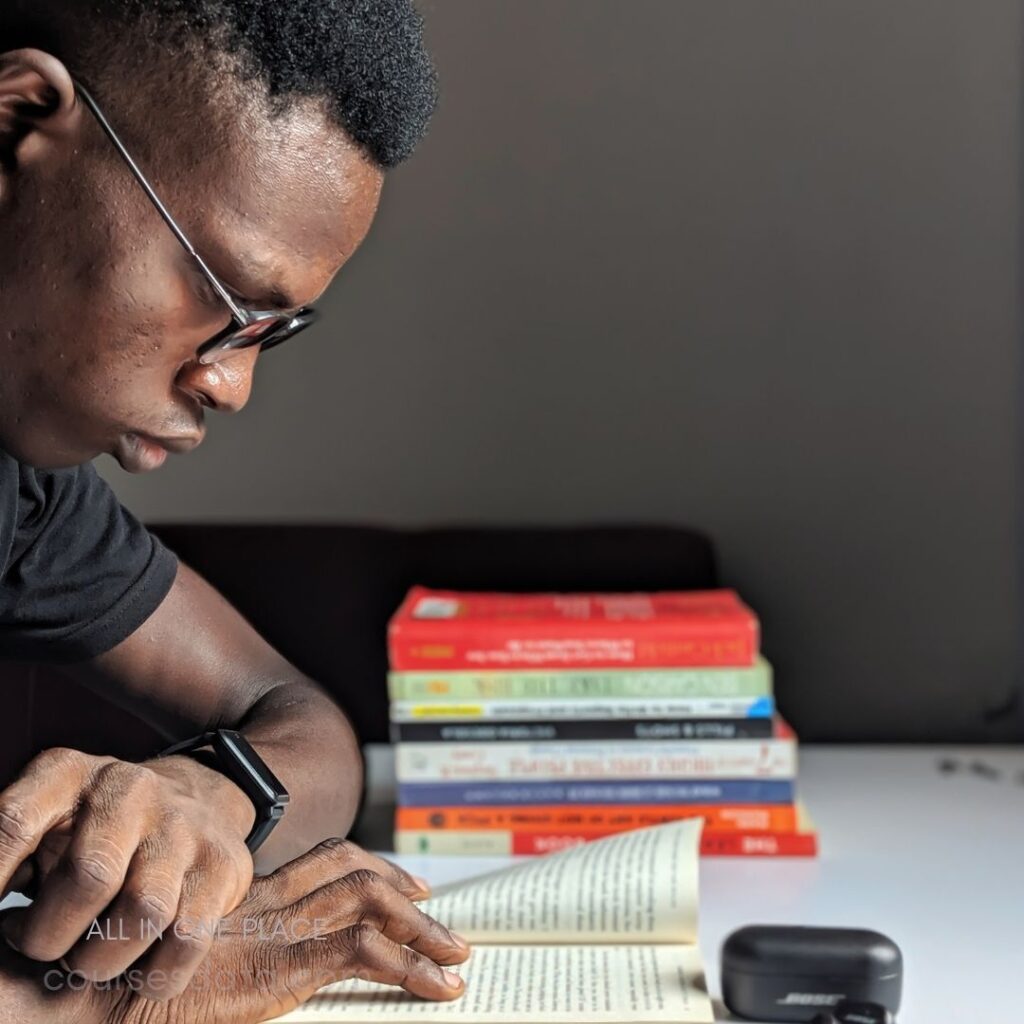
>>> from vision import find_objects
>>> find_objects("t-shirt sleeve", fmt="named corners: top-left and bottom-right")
top-left (0, 461), bottom-right (178, 663)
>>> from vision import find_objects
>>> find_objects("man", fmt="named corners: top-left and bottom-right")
top-left (0, 1), bottom-right (470, 1021)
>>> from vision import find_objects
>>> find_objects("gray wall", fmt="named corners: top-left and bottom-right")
top-left (103, 1), bottom-right (1023, 741)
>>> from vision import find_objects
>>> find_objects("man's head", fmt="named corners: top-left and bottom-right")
top-left (0, 0), bottom-right (437, 471)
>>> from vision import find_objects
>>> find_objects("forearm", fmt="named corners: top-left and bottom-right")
top-left (77, 660), bottom-right (364, 875)
top-left (225, 675), bottom-right (364, 873)
top-left (70, 565), bottom-right (366, 874)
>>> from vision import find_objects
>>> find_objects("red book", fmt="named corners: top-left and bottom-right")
top-left (510, 826), bottom-right (818, 858)
top-left (388, 587), bottom-right (760, 671)
top-left (698, 828), bottom-right (819, 858)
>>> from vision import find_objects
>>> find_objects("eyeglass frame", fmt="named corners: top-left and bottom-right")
top-left (72, 80), bottom-right (320, 365)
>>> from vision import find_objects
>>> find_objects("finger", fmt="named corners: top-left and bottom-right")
top-left (287, 868), bottom-right (469, 966)
top-left (129, 859), bottom-right (238, 1001)
top-left (0, 748), bottom-right (96, 893)
top-left (11, 765), bottom-right (153, 963)
top-left (62, 835), bottom-right (186, 982)
top-left (33, 827), bottom-right (74, 887)
top-left (0, 827), bottom-right (72, 902)
top-left (299, 922), bottom-right (466, 1002)
top-left (253, 838), bottom-right (430, 911)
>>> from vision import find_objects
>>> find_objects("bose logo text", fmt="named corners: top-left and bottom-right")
top-left (777, 993), bottom-right (845, 1006)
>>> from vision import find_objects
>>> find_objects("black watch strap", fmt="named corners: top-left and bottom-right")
top-left (155, 728), bottom-right (290, 854)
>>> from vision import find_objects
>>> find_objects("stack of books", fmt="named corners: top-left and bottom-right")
top-left (387, 586), bottom-right (817, 857)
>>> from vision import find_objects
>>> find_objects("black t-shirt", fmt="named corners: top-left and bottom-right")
top-left (0, 447), bottom-right (178, 662)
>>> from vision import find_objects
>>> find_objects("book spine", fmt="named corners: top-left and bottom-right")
top-left (395, 803), bottom-right (799, 833)
top-left (387, 661), bottom-right (772, 701)
top-left (392, 716), bottom-right (775, 743)
top-left (388, 629), bottom-right (758, 670)
top-left (395, 829), bottom-right (513, 856)
top-left (699, 830), bottom-right (819, 857)
top-left (390, 696), bottom-right (775, 722)
top-left (397, 778), bottom-right (797, 806)
top-left (396, 738), bottom-right (798, 782)
top-left (394, 828), bottom-right (818, 858)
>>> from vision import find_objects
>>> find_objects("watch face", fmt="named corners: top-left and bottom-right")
top-left (210, 730), bottom-right (290, 856)
top-left (159, 729), bottom-right (288, 857)
top-left (217, 729), bottom-right (290, 803)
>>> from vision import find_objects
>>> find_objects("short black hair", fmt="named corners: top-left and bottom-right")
top-left (4, 0), bottom-right (438, 168)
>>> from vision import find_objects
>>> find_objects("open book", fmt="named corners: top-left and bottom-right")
top-left (270, 819), bottom-right (713, 1023)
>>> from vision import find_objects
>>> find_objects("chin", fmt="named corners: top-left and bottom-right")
top-left (113, 432), bottom-right (170, 474)
top-left (114, 454), bottom-right (163, 475)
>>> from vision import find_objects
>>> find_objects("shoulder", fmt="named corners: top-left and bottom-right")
top-left (0, 451), bottom-right (178, 662)
top-left (10, 456), bottom-right (109, 538)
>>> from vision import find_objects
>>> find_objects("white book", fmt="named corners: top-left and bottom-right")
top-left (390, 696), bottom-right (771, 721)
top-left (268, 819), bottom-right (713, 1023)
top-left (396, 737), bottom-right (797, 782)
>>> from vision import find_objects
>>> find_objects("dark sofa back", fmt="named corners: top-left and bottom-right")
top-left (149, 524), bottom-right (719, 746)
top-left (0, 525), bottom-right (719, 783)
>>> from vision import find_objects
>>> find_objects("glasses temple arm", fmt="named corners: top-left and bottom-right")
top-left (72, 81), bottom-right (247, 321)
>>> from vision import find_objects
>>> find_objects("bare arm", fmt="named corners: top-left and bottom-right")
top-left (64, 561), bottom-right (364, 874)
top-left (0, 560), bottom-right (389, 1002)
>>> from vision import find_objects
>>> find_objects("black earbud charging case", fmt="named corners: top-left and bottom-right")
top-left (721, 925), bottom-right (903, 1022)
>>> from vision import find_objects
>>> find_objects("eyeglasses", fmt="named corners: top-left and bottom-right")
top-left (73, 81), bottom-right (319, 365)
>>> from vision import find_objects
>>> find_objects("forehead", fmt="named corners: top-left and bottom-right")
top-left (179, 100), bottom-right (384, 309)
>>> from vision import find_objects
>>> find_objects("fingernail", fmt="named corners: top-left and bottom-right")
top-left (443, 969), bottom-right (463, 989)
top-left (412, 875), bottom-right (431, 894)
top-left (450, 931), bottom-right (470, 950)
top-left (59, 956), bottom-right (72, 973)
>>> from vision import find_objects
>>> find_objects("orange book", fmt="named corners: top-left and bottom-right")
top-left (396, 803), bottom-right (798, 833)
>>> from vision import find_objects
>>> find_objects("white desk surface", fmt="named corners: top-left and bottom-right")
top-left (2, 745), bottom-right (1019, 1022)
top-left (371, 744), bottom-right (1024, 1024)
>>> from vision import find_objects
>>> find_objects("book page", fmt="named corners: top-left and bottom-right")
top-left (419, 819), bottom-right (701, 944)
top-left (268, 943), bottom-right (713, 1023)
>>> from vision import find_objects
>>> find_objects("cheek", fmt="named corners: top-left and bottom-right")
top-left (73, 223), bottom-right (223, 351)
top-left (40, 281), bottom-right (209, 435)
top-left (63, 257), bottom-right (220, 388)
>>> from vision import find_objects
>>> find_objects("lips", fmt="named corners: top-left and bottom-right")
top-left (115, 431), bottom-right (202, 473)
top-left (152, 433), bottom-right (202, 455)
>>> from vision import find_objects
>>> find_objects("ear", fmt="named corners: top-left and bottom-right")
top-left (0, 49), bottom-right (78, 169)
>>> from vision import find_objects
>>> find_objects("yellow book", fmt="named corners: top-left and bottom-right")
top-left (269, 819), bottom-right (713, 1023)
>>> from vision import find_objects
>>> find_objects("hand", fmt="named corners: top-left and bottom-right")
top-left (0, 746), bottom-right (257, 999)
top-left (74, 838), bottom-right (468, 1024)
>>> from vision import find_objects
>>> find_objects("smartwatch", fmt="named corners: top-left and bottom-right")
top-left (155, 728), bottom-right (290, 854)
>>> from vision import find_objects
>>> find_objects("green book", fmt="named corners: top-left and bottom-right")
top-left (388, 656), bottom-right (772, 702)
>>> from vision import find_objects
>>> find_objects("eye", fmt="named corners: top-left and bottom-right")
top-left (190, 267), bottom-right (223, 309)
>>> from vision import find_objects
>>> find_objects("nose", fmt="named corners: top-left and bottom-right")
top-left (175, 345), bottom-right (260, 414)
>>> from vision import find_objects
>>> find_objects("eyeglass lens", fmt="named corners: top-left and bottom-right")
top-left (198, 310), bottom-right (318, 364)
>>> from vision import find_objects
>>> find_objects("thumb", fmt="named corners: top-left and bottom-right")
top-left (1, 907), bottom-right (28, 953)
